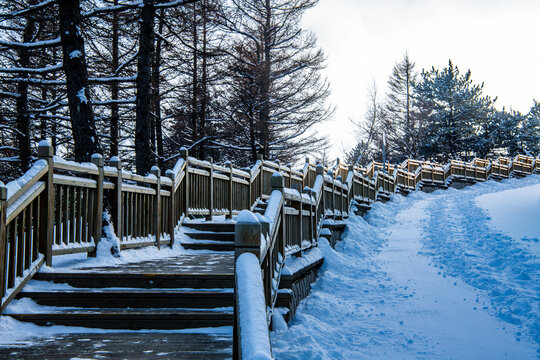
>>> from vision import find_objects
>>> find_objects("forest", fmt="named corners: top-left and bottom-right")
top-left (0, 0), bottom-right (332, 182)
top-left (348, 54), bottom-right (540, 166)
top-left (0, 1), bottom-right (538, 183)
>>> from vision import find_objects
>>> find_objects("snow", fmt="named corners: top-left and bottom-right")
top-left (272, 175), bottom-right (540, 359)
top-left (5, 159), bottom-right (47, 199)
top-left (69, 50), bottom-right (82, 59)
top-left (76, 87), bottom-right (87, 104)
top-left (281, 247), bottom-right (323, 276)
top-left (236, 253), bottom-right (273, 360)
top-left (476, 182), bottom-right (540, 241)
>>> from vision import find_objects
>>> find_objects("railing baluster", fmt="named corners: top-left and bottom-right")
top-left (0, 183), bottom-right (7, 302)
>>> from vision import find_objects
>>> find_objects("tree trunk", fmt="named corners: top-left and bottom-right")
top-left (58, 0), bottom-right (101, 162)
top-left (152, 9), bottom-right (165, 168)
top-left (191, 2), bottom-right (199, 156)
top-left (110, 0), bottom-right (120, 157)
top-left (199, 0), bottom-right (208, 159)
top-left (259, 0), bottom-right (272, 159)
top-left (135, 0), bottom-right (155, 175)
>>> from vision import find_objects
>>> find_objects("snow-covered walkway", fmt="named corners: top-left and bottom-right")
top-left (272, 176), bottom-right (540, 359)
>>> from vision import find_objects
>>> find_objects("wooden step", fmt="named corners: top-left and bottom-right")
top-left (0, 332), bottom-right (233, 360)
top-left (17, 289), bottom-right (233, 309)
top-left (183, 222), bottom-right (235, 232)
top-left (181, 241), bottom-right (235, 252)
top-left (184, 231), bottom-right (234, 241)
top-left (33, 272), bottom-right (235, 289)
top-left (7, 309), bottom-right (234, 330)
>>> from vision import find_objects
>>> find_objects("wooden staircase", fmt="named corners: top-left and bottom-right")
top-left (181, 222), bottom-right (236, 252)
top-left (3, 254), bottom-right (235, 358)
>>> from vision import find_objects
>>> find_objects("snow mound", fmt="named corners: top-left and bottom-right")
top-left (272, 176), bottom-right (540, 359)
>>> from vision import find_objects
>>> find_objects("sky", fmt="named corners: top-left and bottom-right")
top-left (302, 0), bottom-right (540, 159)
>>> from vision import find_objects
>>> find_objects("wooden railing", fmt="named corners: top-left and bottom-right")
top-left (1, 139), bottom-right (539, 351)
top-left (234, 152), bottom-right (540, 358)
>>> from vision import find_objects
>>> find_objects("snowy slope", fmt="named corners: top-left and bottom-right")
top-left (272, 175), bottom-right (540, 359)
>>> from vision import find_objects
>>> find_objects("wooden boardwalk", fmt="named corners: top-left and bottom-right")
top-left (1, 252), bottom-right (235, 359)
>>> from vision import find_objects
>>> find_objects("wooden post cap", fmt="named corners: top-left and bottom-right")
top-left (110, 156), bottom-right (121, 169)
top-left (316, 164), bottom-right (324, 175)
top-left (180, 147), bottom-right (188, 159)
top-left (349, 164), bottom-right (355, 171)
top-left (91, 153), bottom-right (104, 167)
top-left (305, 157), bottom-right (310, 164)
top-left (235, 210), bottom-right (261, 247)
top-left (165, 169), bottom-right (174, 179)
top-left (37, 140), bottom-right (53, 158)
top-left (205, 156), bottom-right (213, 163)
top-left (336, 175), bottom-right (342, 183)
top-left (271, 172), bottom-right (284, 190)
top-left (150, 165), bottom-right (160, 177)
top-left (0, 181), bottom-right (7, 201)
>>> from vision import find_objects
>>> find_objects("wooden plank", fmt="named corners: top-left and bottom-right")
top-left (0, 256), bottom-right (44, 313)
top-left (24, 203), bottom-right (32, 271)
top-left (69, 186), bottom-right (76, 244)
top-left (62, 186), bottom-right (69, 247)
top-left (81, 188), bottom-right (88, 244)
top-left (122, 184), bottom-right (156, 195)
top-left (6, 181), bottom-right (45, 224)
top-left (0, 185), bottom-right (7, 302)
top-left (53, 159), bottom-right (99, 175)
top-left (6, 164), bottom-right (48, 208)
top-left (32, 196), bottom-right (39, 262)
top-left (38, 143), bottom-right (54, 267)
top-left (53, 174), bottom-right (97, 188)
top-left (75, 187), bottom-right (82, 245)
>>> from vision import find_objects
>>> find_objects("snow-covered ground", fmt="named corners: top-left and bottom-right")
top-left (272, 175), bottom-right (540, 359)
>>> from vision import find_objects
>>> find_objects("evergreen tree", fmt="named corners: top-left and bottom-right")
top-left (413, 60), bottom-right (495, 160)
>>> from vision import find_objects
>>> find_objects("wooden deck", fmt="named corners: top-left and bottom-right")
top-left (1, 252), bottom-right (235, 359)
top-left (0, 332), bottom-right (233, 359)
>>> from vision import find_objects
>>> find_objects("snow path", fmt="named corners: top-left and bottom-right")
top-left (272, 176), bottom-right (540, 359)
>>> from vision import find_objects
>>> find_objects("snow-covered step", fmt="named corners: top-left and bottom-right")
top-left (34, 271), bottom-right (235, 289)
top-left (6, 308), bottom-right (234, 330)
top-left (17, 288), bottom-right (234, 309)
top-left (183, 222), bottom-right (235, 233)
top-left (184, 231), bottom-right (235, 242)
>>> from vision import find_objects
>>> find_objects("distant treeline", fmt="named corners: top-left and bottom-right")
top-left (347, 54), bottom-right (540, 165)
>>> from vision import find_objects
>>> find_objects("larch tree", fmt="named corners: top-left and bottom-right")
top-left (220, 0), bottom-right (333, 164)
top-left (58, 0), bottom-right (101, 161)
top-left (384, 52), bottom-right (419, 161)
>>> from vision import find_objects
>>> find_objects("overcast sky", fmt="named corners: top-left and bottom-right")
top-left (302, 0), bottom-right (540, 158)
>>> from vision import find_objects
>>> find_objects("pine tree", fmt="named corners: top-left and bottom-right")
top-left (413, 60), bottom-right (495, 160)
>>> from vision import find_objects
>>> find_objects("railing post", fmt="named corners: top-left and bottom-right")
top-left (90, 153), bottom-right (104, 257)
top-left (303, 187), bottom-right (314, 245)
top-left (0, 182), bottom-right (7, 301)
top-left (206, 156), bottom-right (213, 220)
top-left (180, 148), bottom-right (189, 217)
top-left (110, 157), bottom-right (123, 244)
top-left (271, 172), bottom-right (286, 257)
top-left (166, 169), bottom-right (176, 247)
top-left (151, 166), bottom-right (161, 249)
top-left (329, 170), bottom-right (336, 220)
top-left (38, 141), bottom-right (54, 266)
top-left (316, 164), bottom-right (325, 212)
top-left (226, 161), bottom-right (233, 219)
top-left (257, 154), bottom-right (264, 197)
top-left (233, 210), bottom-right (262, 360)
